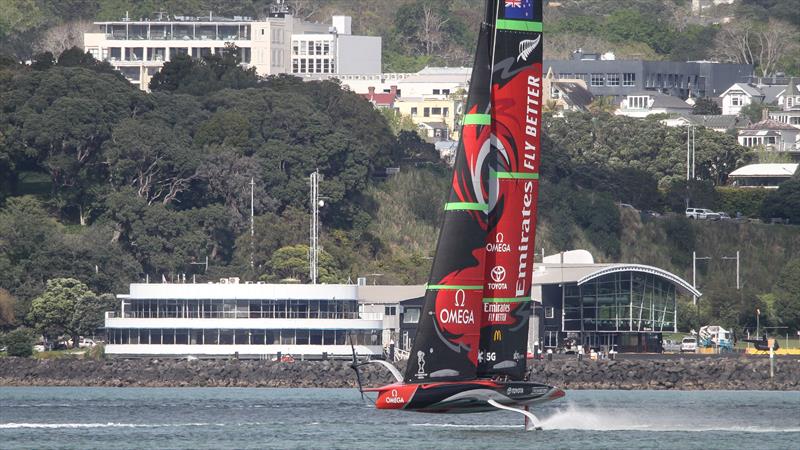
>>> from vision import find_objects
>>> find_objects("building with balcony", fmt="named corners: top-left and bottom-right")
top-left (105, 281), bottom-right (384, 358)
top-left (83, 11), bottom-right (380, 90)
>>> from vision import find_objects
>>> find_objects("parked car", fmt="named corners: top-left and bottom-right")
top-left (718, 212), bottom-right (731, 220)
top-left (686, 208), bottom-right (720, 221)
top-left (618, 203), bottom-right (637, 211)
top-left (662, 339), bottom-right (682, 353)
top-left (680, 336), bottom-right (698, 353)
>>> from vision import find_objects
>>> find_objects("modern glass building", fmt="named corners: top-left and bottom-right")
top-left (535, 252), bottom-right (700, 353)
top-left (105, 281), bottom-right (383, 358)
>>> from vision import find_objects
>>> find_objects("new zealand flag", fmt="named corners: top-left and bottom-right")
top-left (504, 0), bottom-right (534, 19)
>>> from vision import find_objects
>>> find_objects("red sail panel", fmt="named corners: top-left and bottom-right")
top-left (478, 0), bottom-right (543, 380)
top-left (403, 2), bottom-right (496, 384)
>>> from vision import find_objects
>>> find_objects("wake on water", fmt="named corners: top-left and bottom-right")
top-left (413, 401), bottom-right (800, 433)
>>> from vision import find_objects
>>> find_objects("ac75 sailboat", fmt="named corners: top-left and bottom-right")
top-left (351, 0), bottom-right (563, 430)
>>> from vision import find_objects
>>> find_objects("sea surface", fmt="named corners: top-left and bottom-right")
top-left (1, 387), bottom-right (798, 449)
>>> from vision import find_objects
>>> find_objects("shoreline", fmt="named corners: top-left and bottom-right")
top-left (0, 356), bottom-right (798, 390)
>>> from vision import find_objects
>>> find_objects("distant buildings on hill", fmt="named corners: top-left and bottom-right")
top-left (83, 9), bottom-right (381, 90)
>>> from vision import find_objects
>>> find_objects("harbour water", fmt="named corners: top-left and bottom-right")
top-left (1, 387), bottom-right (798, 449)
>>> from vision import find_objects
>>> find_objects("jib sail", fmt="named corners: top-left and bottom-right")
top-left (477, 0), bottom-right (543, 380)
top-left (404, 1), bottom-right (496, 384)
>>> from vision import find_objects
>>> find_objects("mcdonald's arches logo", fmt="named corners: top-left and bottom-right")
top-left (493, 330), bottom-right (503, 342)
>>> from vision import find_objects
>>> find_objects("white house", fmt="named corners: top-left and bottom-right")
top-left (770, 78), bottom-right (800, 129)
top-left (719, 82), bottom-right (786, 116)
top-left (615, 92), bottom-right (693, 118)
top-left (737, 117), bottom-right (800, 152)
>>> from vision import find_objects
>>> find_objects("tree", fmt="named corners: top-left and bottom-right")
top-left (714, 19), bottom-right (799, 77)
top-left (0, 288), bottom-right (15, 329)
top-left (1, 327), bottom-right (35, 357)
top-left (739, 100), bottom-right (768, 123)
top-left (760, 177), bottom-right (800, 223)
top-left (27, 278), bottom-right (104, 347)
top-left (772, 258), bottom-right (800, 331)
top-left (587, 96), bottom-right (617, 115)
top-left (692, 98), bottom-right (722, 115)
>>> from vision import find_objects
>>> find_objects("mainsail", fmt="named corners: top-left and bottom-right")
top-left (404, 0), bottom-right (543, 383)
top-left (477, 0), bottom-right (543, 379)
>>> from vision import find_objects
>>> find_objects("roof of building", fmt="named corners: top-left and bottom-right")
top-left (532, 262), bottom-right (701, 297)
top-left (745, 118), bottom-right (799, 131)
top-left (682, 114), bottom-right (751, 129)
top-left (360, 91), bottom-right (396, 106)
top-left (552, 81), bottom-right (594, 110)
top-left (728, 163), bottom-right (799, 178)
top-left (723, 83), bottom-right (787, 104)
top-left (420, 122), bottom-right (448, 130)
top-left (738, 129), bottom-right (782, 137)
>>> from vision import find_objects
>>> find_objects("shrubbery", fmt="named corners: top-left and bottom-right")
top-left (1, 328), bottom-right (35, 357)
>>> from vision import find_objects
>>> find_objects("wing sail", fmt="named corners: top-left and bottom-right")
top-left (477, 0), bottom-right (543, 380)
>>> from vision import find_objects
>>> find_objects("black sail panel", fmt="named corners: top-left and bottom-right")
top-left (404, 2), bottom-right (496, 384)
top-left (477, 0), bottom-right (543, 380)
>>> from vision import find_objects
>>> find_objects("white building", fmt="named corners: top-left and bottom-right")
top-left (737, 117), bottom-right (800, 152)
top-left (83, 11), bottom-right (381, 90)
top-left (105, 281), bottom-right (384, 358)
top-left (615, 92), bottom-right (693, 118)
top-left (728, 163), bottom-right (798, 188)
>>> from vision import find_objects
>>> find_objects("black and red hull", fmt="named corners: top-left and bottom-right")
top-left (367, 380), bottom-right (564, 414)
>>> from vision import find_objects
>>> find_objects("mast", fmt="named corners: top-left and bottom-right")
top-left (478, 0), bottom-right (543, 380)
top-left (403, 1), bottom-right (497, 383)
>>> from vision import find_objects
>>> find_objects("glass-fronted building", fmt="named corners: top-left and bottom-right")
top-left (105, 282), bottom-right (383, 358)
top-left (535, 254), bottom-right (700, 353)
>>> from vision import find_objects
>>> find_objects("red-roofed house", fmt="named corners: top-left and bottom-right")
top-left (360, 85), bottom-right (398, 108)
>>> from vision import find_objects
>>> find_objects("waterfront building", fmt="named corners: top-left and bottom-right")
top-left (105, 281), bottom-right (383, 358)
top-left (83, 10), bottom-right (380, 90)
top-left (398, 250), bottom-right (701, 354)
top-left (545, 50), bottom-right (753, 99)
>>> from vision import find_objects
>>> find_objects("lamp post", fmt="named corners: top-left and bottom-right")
top-left (692, 251), bottom-right (712, 306)
top-left (721, 250), bottom-right (740, 290)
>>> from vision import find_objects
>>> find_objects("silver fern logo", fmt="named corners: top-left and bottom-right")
top-left (517, 36), bottom-right (541, 62)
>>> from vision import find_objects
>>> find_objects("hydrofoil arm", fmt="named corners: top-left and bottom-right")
top-left (487, 399), bottom-right (542, 431)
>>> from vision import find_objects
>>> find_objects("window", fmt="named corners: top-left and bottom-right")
top-left (424, 107), bottom-right (430, 117)
top-left (545, 307), bottom-right (554, 319)
top-left (410, 107), bottom-right (418, 116)
top-left (731, 96), bottom-right (742, 106)
top-left (442, 89), bottom-right (450, 95)
top-left (627, 96), bottom-right (649, 109)
top-left (590, 73), bottom-right (604, 86)
top-left (623, 73), bottom-right (636, 87)
top-left (403, 308), bottom-right (421, 323)
top-left (606, 73), bottom-right (620, 86)
top-left (443, 107), bottom-right (449, 117)
top-left (384, 306), bottom-right (397, 316)
top-left (432, 89), bottom-right (441, 95)
top-left (431, 107), bottom-right (442, 115)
